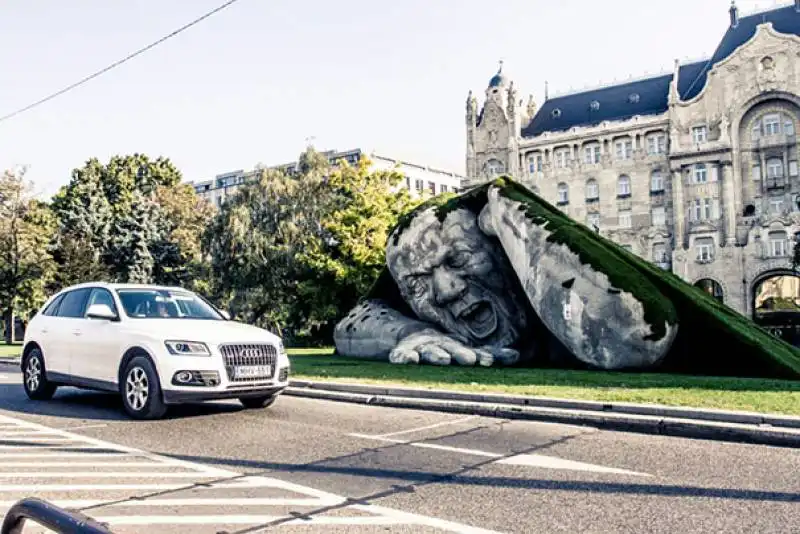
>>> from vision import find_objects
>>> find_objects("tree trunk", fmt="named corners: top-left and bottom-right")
top-left (4, 307), bottom-right (13, 345)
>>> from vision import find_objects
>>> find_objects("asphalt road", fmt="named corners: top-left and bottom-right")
top-left (0, 365), bottom-right (798, 534)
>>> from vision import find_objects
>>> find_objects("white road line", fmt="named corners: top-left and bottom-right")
top-left (350, 433), bottom-right (651, 477)
top-left (0, 436), bottom-right (77, 442)
top-left (0, 472), bottom-right (221, 478)
top-left (58, 424), bottom-right (109, 431)
top-left (0, 412), bottom-right (505, 533)
top-left (0, 497), bottom-right (347, 508)
top-left (349, 433), bottom-right (502, 457)
top-left (0, 461), bottom-right (166, 468)
top-left (376, 415), bottom-right (477, 438)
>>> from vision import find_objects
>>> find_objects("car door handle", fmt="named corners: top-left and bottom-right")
top-left (40, 329), bottom-right (48, 335)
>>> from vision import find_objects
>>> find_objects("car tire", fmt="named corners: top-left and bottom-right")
top-left (121, 356), bottom-right (168, 420)
top-left (239, 394), bottom-right (278, 409)
top-left (22, 348), bottom-right (57, 401)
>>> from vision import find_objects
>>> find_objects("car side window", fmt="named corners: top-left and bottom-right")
top-left (42, 294), bottom-right (65, 317)
top-left (86, 288), bottom-right (119, 316)
top-left (56, 289), bottom-right (91, 318)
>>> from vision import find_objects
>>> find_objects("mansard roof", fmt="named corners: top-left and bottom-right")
top-left (521, 3), bottom-right (800, 139)
top-left (682, 3), bottom-right (800, 100)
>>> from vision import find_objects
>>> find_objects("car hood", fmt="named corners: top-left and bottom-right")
top-left (126, 319), bottom-right (282, 346)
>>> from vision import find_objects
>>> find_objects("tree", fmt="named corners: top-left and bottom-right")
top-left (296, 156), bottom-right (421, 339)
top-left (50, 154), bottom-right (211, 288)
top-left (0, 167), bottom-right (56, 343)
top-left (203, 151), bottom-right (335, 337)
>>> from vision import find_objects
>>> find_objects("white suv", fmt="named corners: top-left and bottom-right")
top-left (20, 282), bottom-right (291, 420)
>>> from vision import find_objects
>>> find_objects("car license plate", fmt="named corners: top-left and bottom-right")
top-left (233, 365), bottom-right (272, 379)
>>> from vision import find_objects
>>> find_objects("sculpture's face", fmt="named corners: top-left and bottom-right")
top-left (387, 208), bottom-right (526, 347)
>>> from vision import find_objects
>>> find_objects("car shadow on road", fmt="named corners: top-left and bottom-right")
top-left (0, 383), bottom-right (243, 422)
top-left (156, 449), bottom-right (800, 505)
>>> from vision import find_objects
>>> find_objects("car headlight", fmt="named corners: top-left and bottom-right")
top-left (165, 341), bottom-right (211, 356)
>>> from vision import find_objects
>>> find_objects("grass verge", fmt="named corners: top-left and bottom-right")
top-left (0, 344), bottom-right (21, 359)
top-left (287, 348), bottom-right (800, 416)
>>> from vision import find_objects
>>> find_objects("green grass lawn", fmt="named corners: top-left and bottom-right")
top-left (287, 348), bottom-right (800, 416)
top-left (0, 344), bottom-right (20, 359)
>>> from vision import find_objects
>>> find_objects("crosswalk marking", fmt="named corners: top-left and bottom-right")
top-left (0, 413), bottom-right (503, 533)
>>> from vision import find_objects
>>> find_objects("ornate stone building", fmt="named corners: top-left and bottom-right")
top-left (465, 1), bottom-right (800, 326)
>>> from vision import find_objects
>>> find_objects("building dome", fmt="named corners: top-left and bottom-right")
top-left (488, 61), bottom-right (507, 88)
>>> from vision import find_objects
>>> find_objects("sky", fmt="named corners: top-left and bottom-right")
top-left (0, 0), bottom-right (783, 199)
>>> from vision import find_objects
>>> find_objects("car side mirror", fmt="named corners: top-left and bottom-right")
top-left (86, 303), bottom-right (118, 322)
top-left (219, 310), bottom-right (231, 321)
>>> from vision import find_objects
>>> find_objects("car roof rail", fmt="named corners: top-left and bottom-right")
top-left (1, 497), bottom-right (115, 534)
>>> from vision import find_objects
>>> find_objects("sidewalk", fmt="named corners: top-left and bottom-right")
top-left (286, 380), bottom-right (800, 448)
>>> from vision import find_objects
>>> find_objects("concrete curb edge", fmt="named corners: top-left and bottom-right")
top-left (285, 381), bottom-right (800, 448)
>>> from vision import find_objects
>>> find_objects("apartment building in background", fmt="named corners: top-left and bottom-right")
top-left (189, 148), bottom-right (465, 208)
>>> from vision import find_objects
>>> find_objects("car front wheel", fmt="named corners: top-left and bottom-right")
top-left (22, 348), bottom-right (57, 400)
top-left (239, 394), bottom-right (278, 409)
top-left (121, 357), bottom-right (167, 420)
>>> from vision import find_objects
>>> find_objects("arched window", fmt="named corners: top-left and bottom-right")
top-left (557, 182), bottom-right (569, 204)
top-left (617, 175), bottom-right (631, 197)
top-left (485, 159), bottom-right (505, 177)
top-left (585, 179), bottom-right (599, 200)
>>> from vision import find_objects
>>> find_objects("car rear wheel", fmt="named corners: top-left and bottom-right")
top-left (22, 348), bottom-right (57, 400)
top-left (121, 356), bottom-right (167, 420)
top-left (239, 394), bottom-right (277, 409)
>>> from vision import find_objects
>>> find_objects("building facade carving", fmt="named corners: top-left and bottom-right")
top-left (465, 3), bottom-right (800, 319)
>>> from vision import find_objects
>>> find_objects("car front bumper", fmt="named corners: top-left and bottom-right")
top-left (162, 384), bottom-right (287, 404)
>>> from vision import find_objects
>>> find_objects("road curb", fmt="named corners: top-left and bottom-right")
top-left (285, 381), bottom-right (800, 448)
top-left (0, 357), bottom-right (19, 367)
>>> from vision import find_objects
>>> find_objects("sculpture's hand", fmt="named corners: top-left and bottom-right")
top-left (389, 329), bottom-right (519, 367)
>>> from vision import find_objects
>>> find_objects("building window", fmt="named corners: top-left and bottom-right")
top-left (584, 144), bottom-right (601, 164)
top-left (692, 125), bottom-right (707, 144)
top-left (770, 198), bottom-right (784, 215)
top-left (651, 206), bottom-right (666, 226)
top-left (693, 163), bottom-right (708, 184)
top-left (751, 122), bottom-right (761, 141)
top-left (618, 210), bottom-right (632, 228)
top-left (647, 133), bottom-right (666, 155)
top-left (557, 182), bottom-right (569, 204)
top-left (769, 231), bottom-right (788, 257)
top-left (615, 139), bottom-right (632, 160)
top-left (764, 114), bottom-right (780, 136)
top-left (650, 171), bottom-right (664, 192)
top-left (785, 118), bottom-right (796, 136)
top-left (415, 179), bottom-right (424, 192)
top-left (406, 177), bottom-right (411, 190)
top-left (555, 149), bottom-right (569, 169)
top-left (790, 161), bottom-right (798, 177)
top-left (440, 184), bottom-right (448, 193)
top-left (652, 243), bottom-right (668, 265)
top-left (766, 158), bottom-right (784, 179)
top-left (695, 237), bottom-right (714, 262)
top-left (428, 181), bottom-right (436, 194)
top-left (528, 154), bottom-right (543, 173)
top-left (486, 159), bottom-right (504, 176)
top-left (585, 179), bottom-right (599, 200)
top-left (690, 198), bottom-right (715, 221)
top-left (587, 212), bottom-right (600, 230)
top-left (617, 175), bottom-right (631, 197)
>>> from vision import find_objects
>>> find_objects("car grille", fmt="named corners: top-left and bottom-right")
top-left (219, 343), bottom-right (278, 382)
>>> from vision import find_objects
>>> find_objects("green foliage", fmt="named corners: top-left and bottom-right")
top-left (0, 168), bottom-right (57, 338)
top-left (49, 154), bottom-right (210, 289)
top-left (203, 147), bottom-right (424, 343)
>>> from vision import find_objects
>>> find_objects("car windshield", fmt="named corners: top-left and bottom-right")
top-left (116, 289), bottom-right (223, 320)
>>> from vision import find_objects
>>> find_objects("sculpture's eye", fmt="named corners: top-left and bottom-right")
top-left (448, 251), bottom-right (470, 269)
top-left (406, 276), bottom-right (427, 297)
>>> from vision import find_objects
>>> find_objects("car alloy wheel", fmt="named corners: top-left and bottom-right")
top-left (125, 366), bottom-right (149, 412)
top-left (25, 356), bottom-right (42, 393)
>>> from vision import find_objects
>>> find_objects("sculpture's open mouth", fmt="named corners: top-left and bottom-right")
top-left (459, 300), bottom-right (497, 340)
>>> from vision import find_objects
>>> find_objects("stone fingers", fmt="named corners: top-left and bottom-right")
top-left (418, 344), bottom-right (452, 366)
top-left (389, 348), bottom-right (420, 365)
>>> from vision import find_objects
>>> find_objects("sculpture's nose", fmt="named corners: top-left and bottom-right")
top-left (432, 267), bottom-right (467, 306)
